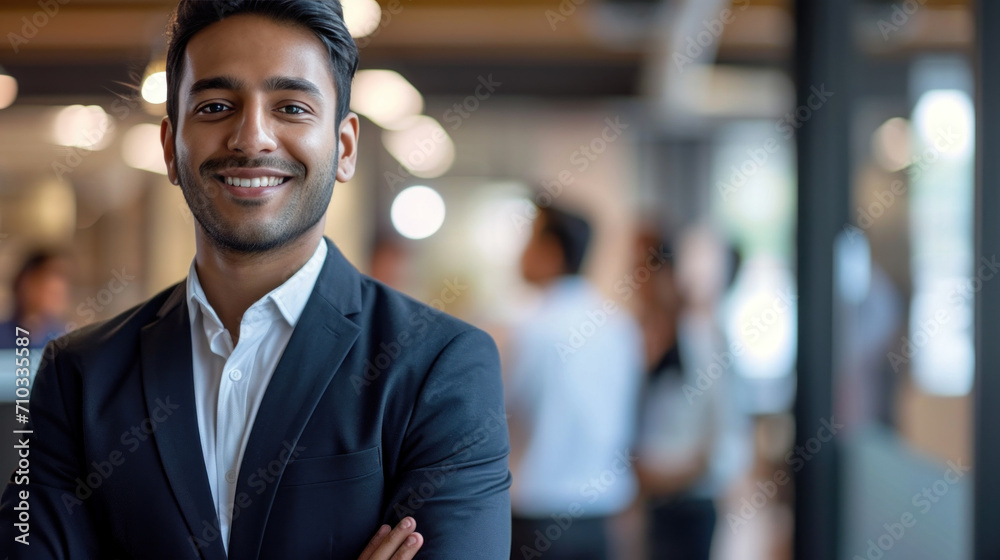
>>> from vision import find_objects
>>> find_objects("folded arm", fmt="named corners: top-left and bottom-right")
top-left (0, 341), bottom-right (101, 559)
top-left (382, 328), bottom-right (512, 559)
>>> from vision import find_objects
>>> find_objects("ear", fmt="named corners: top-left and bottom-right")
top-left (335, 112), bottom-right (360, 183)
top-left (160, 116), bottom-right (179, 185)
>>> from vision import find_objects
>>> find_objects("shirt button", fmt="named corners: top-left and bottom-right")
top-left (225, 469), bottom-right (237, 484)
top-left (228, 369), bottom-right (243, 381)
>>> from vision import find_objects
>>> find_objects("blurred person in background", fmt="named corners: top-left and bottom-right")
top-left (504, 203), bottom-right (644, 560)
top-left (368, 233), bottom-right (413, 292)
top-left (633, 226), bottom-right (751, 560)
top-left (0, 251), bottom-right (71, 349)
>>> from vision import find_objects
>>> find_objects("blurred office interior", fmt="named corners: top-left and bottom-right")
top-left (0, 0), bottom-right (997, 558)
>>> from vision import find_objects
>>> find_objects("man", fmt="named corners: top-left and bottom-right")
top-left (504, 204), bottom-right (643, 560)
top-left (0, 1), bottom-right (511, 558)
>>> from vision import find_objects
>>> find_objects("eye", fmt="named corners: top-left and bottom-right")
top-left (197, 102), bottom-right (230, 114)
top-left (278, 105), bottom-right (307, 115)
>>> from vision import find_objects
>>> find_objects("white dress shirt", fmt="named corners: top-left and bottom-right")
top-left (504, 276), bottom-right (644, 518)
top-left (186, 239), bottom-right (327, 553)
top-left (636, 313), bottom-right (752, 500)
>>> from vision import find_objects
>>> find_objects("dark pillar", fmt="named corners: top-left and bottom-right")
top-left (793, 1), bottom-right (852, 559)
top-left (974, 2), bottom-right (1000, 558)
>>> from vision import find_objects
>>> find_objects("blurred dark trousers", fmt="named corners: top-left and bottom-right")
top-left (647, 497), bottom-right (716, 560)
top-left (510, 515), bottom-right (609, 560)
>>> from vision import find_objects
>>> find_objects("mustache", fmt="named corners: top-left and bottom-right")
top-left (199, 156), bottom-right (305, 178)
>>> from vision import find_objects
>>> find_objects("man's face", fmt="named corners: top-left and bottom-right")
top-left (161, 14), bottom-right (359, 254)
top-left (520, 213), bottom-right (564, 285)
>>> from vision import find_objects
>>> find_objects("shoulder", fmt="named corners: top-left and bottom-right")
top-left (354, 274), bottom-right (497, 356)
top-left (46, 282), bottom-right (183, 367)
top-left (349, 276), bottom-right (503, 429)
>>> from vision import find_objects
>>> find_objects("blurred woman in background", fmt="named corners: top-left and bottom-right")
top-left (633, 226), bottom-right (751, 560)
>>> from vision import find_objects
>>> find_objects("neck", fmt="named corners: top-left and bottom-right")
top-left (642, 310), bottom-right (678, 371)
top-left (193, 223), bottom-right (324, 342)
top-left (530, 272), bottom-right (570, 289)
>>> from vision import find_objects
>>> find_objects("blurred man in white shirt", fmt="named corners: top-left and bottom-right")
top-left (504, 204), bottom-right (644, 560)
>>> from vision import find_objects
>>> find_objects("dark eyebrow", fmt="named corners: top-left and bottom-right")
top-left (187, 75), bottom-right (323, 101)
top-left (188, 75), bottom-right (245, 99)
top-left (264, 76), bottom-right (324, 100)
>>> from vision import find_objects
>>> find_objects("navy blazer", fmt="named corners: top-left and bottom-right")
top-left (0, 237), bottom-right (512, 559)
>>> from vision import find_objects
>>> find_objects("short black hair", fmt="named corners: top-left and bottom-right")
top-left (538, 205), bottom-right (592, 276)
top-left (165, 0), bottom-right (359, 131)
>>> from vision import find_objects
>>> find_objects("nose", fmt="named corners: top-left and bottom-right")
top-left (227, 101), bottom-right (278, 155)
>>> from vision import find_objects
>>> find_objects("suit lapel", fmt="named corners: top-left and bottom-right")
top-left (227, 238), bottom-right (363, 560)
top-left (139, 283), bottom-right (228, 560)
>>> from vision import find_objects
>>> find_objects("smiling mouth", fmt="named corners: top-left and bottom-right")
top-left (219, 176), bottom-right (290, 188)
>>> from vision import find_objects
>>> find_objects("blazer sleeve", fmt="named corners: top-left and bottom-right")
top-left (383, 328), bottom-right (512, 559)
top-left (0, 340), bottom-right (101, 559)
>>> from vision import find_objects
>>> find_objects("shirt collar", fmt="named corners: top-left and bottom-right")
top-left (268, 238), bottom-right (327, 327)
top-left (543, 274), bottom-right (589, 300)
top-left (185, 238), bottom-right (328, 333)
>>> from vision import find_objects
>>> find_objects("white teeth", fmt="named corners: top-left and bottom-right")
top-left (223, 176), bottom-right (287, 188)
